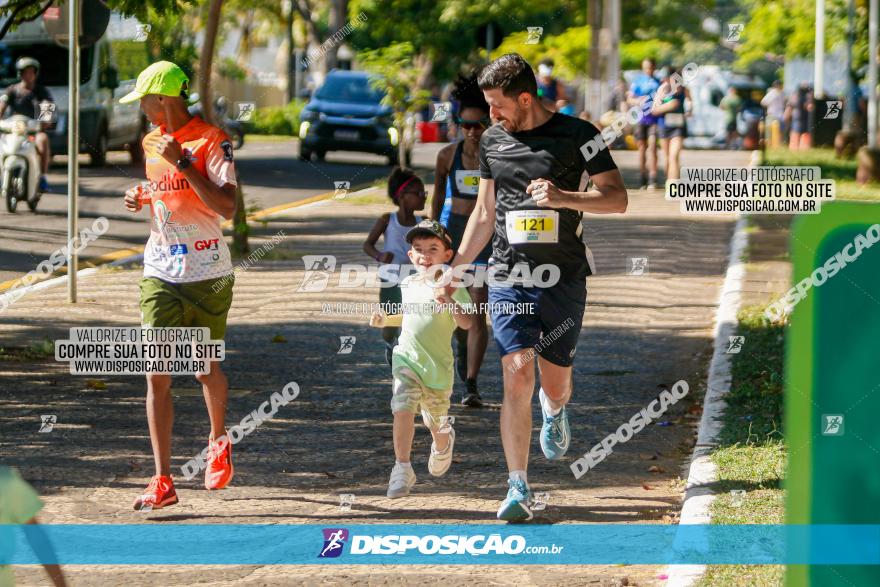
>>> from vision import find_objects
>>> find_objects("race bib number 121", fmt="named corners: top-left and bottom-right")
top-left (506, 210), bottom-right (559, 244)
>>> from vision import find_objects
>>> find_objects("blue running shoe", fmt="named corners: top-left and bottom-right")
top-left (497, 477), bottom-right (533, 522)
top-left (38, 175), bottom-right (49, 193)
top-left (539, 389), bottom-right (570, 460)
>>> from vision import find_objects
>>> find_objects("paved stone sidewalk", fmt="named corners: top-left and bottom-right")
top-left (1, 151), bottom-right (748, 586)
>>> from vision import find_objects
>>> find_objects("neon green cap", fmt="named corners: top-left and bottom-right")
top-left (119, 61), bottom-right (189, 104)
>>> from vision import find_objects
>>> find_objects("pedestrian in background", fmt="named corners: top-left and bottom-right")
top-left (535, 59), bottom-right (568, 112)
top-left (786, 83), bottom-right (813, 151)
top-left (720, 86), bottom-right (742, 149)
top-left (363, 167), bottom-right (426, 367)
top-left (652, 67), bottom-right (688, 182)
top-left (627, 58), bottom-right (660, 189)
top-left (761, 80), bottom-right (786, 148)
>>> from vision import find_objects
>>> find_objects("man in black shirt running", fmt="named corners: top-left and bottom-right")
top-left (445, 53), bottom-right (627, 521)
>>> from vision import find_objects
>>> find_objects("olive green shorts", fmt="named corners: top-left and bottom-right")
top-left (139, 275), bottom-right (234, 340)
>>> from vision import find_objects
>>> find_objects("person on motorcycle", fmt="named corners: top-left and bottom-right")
top-left (0, 57), bottom-right (53, 192)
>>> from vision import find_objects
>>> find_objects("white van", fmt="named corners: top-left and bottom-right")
top-left (0, 19), bottom-right (146, 165)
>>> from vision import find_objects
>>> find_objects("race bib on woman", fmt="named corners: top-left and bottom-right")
top-left (664, 113), bottom-right (685, 128)
top-left (455, 170), bottom-right (480, 195)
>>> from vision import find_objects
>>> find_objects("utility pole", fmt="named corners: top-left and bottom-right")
top-left (588, 0), bottom-right (601, 119)
top-left (599, 0), bottom-right (620, 116)
top-left (67, 0), bottom-right (80, 303)
top-left (814, 0), bottom-right (825, 99)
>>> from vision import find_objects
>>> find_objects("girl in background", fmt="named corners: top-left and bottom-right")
top-left (364, 168), bottom-right (427, 366)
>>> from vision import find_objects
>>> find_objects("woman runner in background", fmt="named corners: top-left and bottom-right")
top-left (430, 73), bottom-right (492, 408)
top-left (652, 66), bottom-right (688, 183)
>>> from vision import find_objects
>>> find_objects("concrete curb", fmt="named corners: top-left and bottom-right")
top-left (664, 214), bottom-right (748, 586)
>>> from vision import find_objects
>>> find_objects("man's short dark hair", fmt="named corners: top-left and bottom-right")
top-left (478, 53), bottom-right (538, 98)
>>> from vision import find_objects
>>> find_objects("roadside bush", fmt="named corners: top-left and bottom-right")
top-left (249, 100), bottom-right (306, 135)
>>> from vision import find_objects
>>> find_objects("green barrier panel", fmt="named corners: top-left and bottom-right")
top-left (786, 202), bottom-right (880, 586)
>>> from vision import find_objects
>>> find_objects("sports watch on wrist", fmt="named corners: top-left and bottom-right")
top-left (175, 154), bottom-right (192, 170)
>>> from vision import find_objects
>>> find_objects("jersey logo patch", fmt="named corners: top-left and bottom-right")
top-left (220, 140), bottom-right (234, 161)
top-left (498, 143), bottom-right (516, 152)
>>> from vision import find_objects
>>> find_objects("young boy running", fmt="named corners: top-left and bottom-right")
top-left (371, 220), bottom-right (475, 497)
top-left (121, 61), bottom-right (238, 510)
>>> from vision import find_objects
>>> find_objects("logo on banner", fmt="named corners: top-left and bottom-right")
top-left (319, 528), bottom-right (349, 558)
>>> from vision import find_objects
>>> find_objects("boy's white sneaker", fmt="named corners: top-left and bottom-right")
top-left (428, 427), bottom-right (455, 477)
top-left (387, 463), bottom-right (416, 498)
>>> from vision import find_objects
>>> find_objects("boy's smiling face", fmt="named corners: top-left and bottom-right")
top-left (407, 236), bottom-right (453, 271)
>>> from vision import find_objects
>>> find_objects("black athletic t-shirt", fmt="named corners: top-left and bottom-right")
top-left (479, 112), bottom-right (617, 281)
top-left (0, 84), bottom-right (53, 120)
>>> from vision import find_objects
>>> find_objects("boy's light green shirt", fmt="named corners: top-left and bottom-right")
top-left (392, 272), bottom-right (473, 390)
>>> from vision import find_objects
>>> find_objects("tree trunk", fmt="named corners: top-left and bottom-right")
top-left (285, 0), bottom-right (295, 103)
top-left (199, 0), bottom-right (249, 254)
top-left (856, 147), bottom-right (880, 185)
top-left (325, 0), bottom-right (346, 71)
top-left (238, 11), bottom-right (254, 69)
top-left (414, 53), bottom-right (433, 91)
top-left (198, 0), bottom-right (223, 125)
top-left (232, 183), bottom-right (249, 254)
top-left (293, 0), bottom-right (322, 72)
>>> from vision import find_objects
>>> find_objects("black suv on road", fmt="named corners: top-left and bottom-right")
top-left (299, 70), bottom-right (411, 165)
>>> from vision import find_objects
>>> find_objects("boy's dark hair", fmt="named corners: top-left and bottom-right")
top-left (387, 166), bottom-right (420, 204)
top-left (410, 233), bottom-right (452, 251)
top-left (477, 53), bottom-right (538, 98)
top-left (452, 73), bottom-right (489, 114)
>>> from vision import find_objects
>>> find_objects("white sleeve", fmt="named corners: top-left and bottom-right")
top-left (205, 138), bottom-right (237, 187)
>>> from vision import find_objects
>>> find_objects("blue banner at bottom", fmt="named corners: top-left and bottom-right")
top-left (2, 524), bottom-right (880, 565)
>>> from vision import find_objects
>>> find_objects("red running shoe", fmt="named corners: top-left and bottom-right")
top-left (133, 474), bottom-right (178, 511)
top-left (205, 433), bottom-right (234, 490)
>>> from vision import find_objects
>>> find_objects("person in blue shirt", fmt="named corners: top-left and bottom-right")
top-left (627, 58), bottom-right (660, 189)
top-left (536, 59), bottom-right (568, 111)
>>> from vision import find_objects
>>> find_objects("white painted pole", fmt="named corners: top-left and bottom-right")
top-left (67, 0), bottom-right (80, 303)
top-left (815, 0), bottom-right (825, 98)
top-left (869, 0), bottom-right (878, 147)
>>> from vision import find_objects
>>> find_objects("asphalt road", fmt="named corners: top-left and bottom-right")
top-left (0, 138), bottom-right (443, 284)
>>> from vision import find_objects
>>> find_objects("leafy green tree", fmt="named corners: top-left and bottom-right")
top-left (735, 0), bottom-right (870, 74)
top-left (139, 6), bottom-right (201, 80)
top-left (619, 0), bottom-right (716, 46)
top-left (491, 26), bottom-right (590, 81)
top-left (348, 0), bottom-right (580, 87)
top-left (0, 0), bottom-right (193, 39)
top-left (358, 42), bottom-right (429, 164)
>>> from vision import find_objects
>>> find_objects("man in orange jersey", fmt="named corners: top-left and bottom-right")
top-left (121, 61), bottom-right (237, 510)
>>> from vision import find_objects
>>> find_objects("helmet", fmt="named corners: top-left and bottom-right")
top-left (15, 57), bottom-right (40, 75)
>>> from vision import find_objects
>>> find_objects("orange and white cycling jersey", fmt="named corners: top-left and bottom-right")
top-left (141, 116), bottom-right (237, 283)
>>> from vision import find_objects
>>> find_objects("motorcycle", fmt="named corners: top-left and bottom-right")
top-left (187, 94), bottom-right (245, 150)
top-left (1, 115), bottom-right (42, 213)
